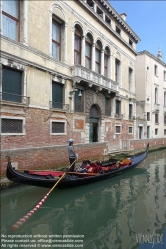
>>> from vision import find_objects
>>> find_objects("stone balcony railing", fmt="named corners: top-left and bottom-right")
top-left (154, 103), bottom-right (160, 111)
top-left (71, 65), bottom-right (118, 92)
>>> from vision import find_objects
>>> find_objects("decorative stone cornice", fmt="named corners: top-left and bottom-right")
top-left (79, 0), bottom-right (140, 43)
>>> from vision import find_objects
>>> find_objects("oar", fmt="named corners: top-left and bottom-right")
top-left (11, 160), bottom-right (76, 230)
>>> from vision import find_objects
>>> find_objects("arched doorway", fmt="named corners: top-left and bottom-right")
top-left (89, 105), bottom-right (100, 142)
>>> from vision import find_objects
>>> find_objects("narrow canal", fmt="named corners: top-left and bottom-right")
top-left (1, 149), bottom-right (166, 249)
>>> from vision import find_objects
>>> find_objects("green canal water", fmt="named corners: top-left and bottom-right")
top-left (1, 149), bottom-right (166, 249)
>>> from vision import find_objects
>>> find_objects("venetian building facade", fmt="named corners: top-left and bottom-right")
top-left (0, 0), bottom-right (140, 160)
top-left (135, 50), bottom-right (166, 139)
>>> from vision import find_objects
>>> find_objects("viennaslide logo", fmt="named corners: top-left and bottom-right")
top-left (136, 229), bottom-right (164, 248)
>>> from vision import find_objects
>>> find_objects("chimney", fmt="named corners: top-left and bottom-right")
top-left (157, 47), bottom-right (162, 60)
top-left (120, 13), bottom-right (127, 21)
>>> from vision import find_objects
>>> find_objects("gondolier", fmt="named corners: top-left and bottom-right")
top-left (67, 139), bottom-right (77, 172)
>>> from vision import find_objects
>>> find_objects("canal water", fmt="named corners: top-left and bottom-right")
top-left (1, 149), bottom-right (166, 249)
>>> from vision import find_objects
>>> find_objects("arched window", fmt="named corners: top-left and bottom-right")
top-left (85, 34), bottom-right (92, 70)
top-left (95, 41), bottom-right (102, 74)
top-left (74, 27), bottom-right (82, 65)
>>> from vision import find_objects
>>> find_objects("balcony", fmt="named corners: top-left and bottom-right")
top-left (154, 103), bottom-right (160, 111)
top-left (49, 101), bottom-right (69, 112)
top-left (71, 65), bottom-right (118, 92)
top-left (129, 115), bottom-right (136, 120)
top-left (0, 92), bottom-right (30, 106)
top-left (115, 113), bottom-right (123, 119)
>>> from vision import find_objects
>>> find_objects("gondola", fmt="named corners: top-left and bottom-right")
top-left (6, 143), bottom-right (149, 188)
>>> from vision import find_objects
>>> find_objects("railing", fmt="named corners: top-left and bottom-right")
top-left (71, 65), bottom-right (118, 92)
top-left (128, 115), bottom-right (136, 120)
top-left (49, 101), bottom-right (69, 111)
top-left (115, 113), bottom-right (123, 119)
top-left (0, 92), bottom-right (30, 105)
top-left (154, 103), bottom-right (160, 110)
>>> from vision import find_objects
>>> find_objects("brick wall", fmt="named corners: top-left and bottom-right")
top-left (1, 142), bottom-right (108, 175)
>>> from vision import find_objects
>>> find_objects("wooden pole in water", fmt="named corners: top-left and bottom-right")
top-left (11, 160), bottom-right (76, 230)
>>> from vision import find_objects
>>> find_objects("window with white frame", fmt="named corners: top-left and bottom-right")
top-left (164, 114), bottom-right (166, 125)
top-left (164, 92), bottom-right (166, 106)
top-left (128, 126), bottom-right (133, 134)
top-left (52, 18), bottom-right (61, 60)
top-left (1, 117), bottom-right (25, 134)
top-left (116, 26), bottom-right (121, 35)
top-left (155, 87), bottom-right (158, 104)
top-left (155, 113), bottom-right (159, 124)
top-left (147, 112), bottom-right (150, 121)
top-left (155, 128), bottom-right (158, 135)
top-left (129, 39), bottom-right (133, 46)
top-left (115, 125), bottom-right (121, 134)
top-left (51, 120), bottom-right (66, 134)
top-left (164, 129), bottom-right (166, 135)
top-left (164, 71), bottom-right (166, 81)
top-left (2, 0), bottom-right (20, 41)
top-left (129, 67), bottom-right (133, 91)
top-left (154, 65), bottom-right (158, 76)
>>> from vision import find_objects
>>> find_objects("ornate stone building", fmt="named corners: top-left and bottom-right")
top-left (0, 0), bottom-right (140, 170)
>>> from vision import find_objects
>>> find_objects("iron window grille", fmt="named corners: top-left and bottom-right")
top-left (1, 118), bottom-right (23, 133)
top-left (52, 122), bottom-right (65, 134)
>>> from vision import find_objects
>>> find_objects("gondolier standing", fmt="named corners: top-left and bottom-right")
top-left (67, 139), bottom-right (77, 172)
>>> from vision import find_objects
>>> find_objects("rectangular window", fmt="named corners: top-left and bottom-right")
top-left (115, 59), bottom-right (120, 83)
top-left (52, 19), bottom-right (61, 60)
top-left (87, 0), bottom-right (94, 9)
top-left (1, 117), bottom-right (25, 134)
top-left (105, 15), bottom-right (111, 25)
top-left (116, 26), bottom-right (121, 35)
top-left (155, 113), bottom-right (159, 124)
top-left (51, 121), bottom-right (65, 134)
top-left (164, 129), bottom-right (166, 135)
top-left (129, 67), bottom-right (133, 91)
top-left (97, 7), bottom-right (103, 18)
top-left (129, 104), bottom-right (132, 119)
top-left (115, 126), bottom-right (121, 134)
top-left (2, 66), bottom-right (22, 103)
top-left (147, 112), bottom-right (150, 121)
top-left (155, 128), bottom-right (158, 135)
top-left (116, 100), bottom-right (121, 116)
top-left (164, 71), bottom-right (166, 81)
top-left (164, 114), bottom-right (166, 125)
top-left (154, 65), bottom-right (158, 76)
top-left (52, 81), bottom-right (63, 109)
top-left (2, 0), bottom-right (20, 41)
top-left (128, 127), bottom-right (133, 134)
top-left (129, 39), bottom-right (133, 46)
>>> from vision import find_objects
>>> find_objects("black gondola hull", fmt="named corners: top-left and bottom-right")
top-left (6, 144), bottom-right (149, 188)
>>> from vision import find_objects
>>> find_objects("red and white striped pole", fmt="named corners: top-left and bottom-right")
top-left (11, 161), bottom-right (76, 230)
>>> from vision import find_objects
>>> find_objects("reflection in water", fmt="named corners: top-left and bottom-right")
top-left (1, 150), bottom-right (166, 249)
